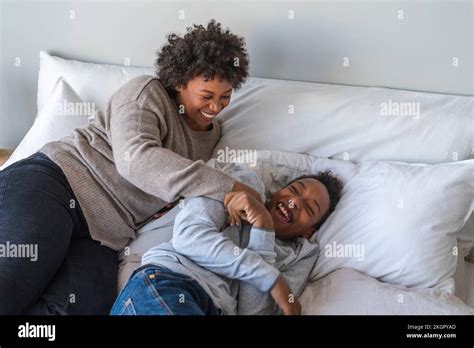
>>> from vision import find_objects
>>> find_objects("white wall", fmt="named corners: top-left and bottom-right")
top-left (0, 0), bottom-right (472, 148)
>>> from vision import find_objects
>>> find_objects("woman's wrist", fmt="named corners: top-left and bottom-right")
top-left (231, 181), bottom-right (263, 203)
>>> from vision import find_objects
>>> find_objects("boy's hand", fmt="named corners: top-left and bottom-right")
top-left (270, 277), bottom-right (302, 315)
top-left (224, 191), bottom-right (273, 229)
top-left (281, 299), bottom-right (302, 315)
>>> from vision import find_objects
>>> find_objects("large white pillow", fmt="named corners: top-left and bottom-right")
top-left (300, 268), bottom-right (473, 314)
top-left (1, 77), bottom-right (90, 170)
top-left (37, 53), bottom-right (473, 164)
top-left (213, 150), bottom-right (473, 289)
top-left (37, 51), bottom-right (154, 113)
top-left (212, 77), bottom-right (473, 164)
top-left (38, 51), bottom-right (474, 163)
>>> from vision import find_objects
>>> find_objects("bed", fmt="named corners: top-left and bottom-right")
top-left (2, 52), bottom-right (473, 315)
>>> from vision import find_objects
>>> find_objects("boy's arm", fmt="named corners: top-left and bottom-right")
top-left (238, 241), bottom-right (316, 315)
top-left (171, 196), bottom-right (280, 292)
top-left (237, 225), bottom-right (279, 314)
top-left (231, 204), bottom-right (302, 315)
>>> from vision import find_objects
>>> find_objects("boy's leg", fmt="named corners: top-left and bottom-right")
top-left (110, 265), bottom-right (220, 315)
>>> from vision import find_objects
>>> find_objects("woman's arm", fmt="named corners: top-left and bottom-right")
top-left (109, 100), bottom-right (238, 203)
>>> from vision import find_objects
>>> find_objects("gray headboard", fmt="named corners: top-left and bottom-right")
top-left (1, 0), bottom-right (472, 149)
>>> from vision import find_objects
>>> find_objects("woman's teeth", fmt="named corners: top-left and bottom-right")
top-left (277, 202), bottom-right (291, 222)
top-left (200, 110), bottom-right (216, 119)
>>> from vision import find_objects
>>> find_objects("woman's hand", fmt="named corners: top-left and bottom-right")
top-left (225, 181), bottom-right (264, 226)
top-left (224, 191), bottom-right (272, 228)
top-left (270, 277), bottom-right (302, 315)
top-left (231, 181), bottom-right (263, 204)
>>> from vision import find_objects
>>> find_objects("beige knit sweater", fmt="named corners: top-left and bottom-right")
top-left (41, 75), bottom-right (236, 251)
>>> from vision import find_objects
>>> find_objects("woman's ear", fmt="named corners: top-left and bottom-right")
top-left (175, 85), bottom-right (185, 92)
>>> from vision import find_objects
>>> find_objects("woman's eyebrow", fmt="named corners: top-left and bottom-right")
top-left (298, 181), bottom-right (321, 214)
top-left (200, 88), bottom-right (232, 94)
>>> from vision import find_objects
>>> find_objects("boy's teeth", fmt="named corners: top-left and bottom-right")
top-left (277, 202), bottom-right (290, 222)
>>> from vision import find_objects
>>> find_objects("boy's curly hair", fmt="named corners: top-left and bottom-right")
top-left (155, 19), bottom-right (249, 98)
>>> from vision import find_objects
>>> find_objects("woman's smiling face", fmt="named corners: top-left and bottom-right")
top-left (175, 75), bottom-right (233, 131)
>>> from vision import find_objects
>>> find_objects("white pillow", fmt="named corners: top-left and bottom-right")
top-left (37, 53), bottom-right (473, 164)
top-left (215, 150), bottom-right (473, 289)
top-left (1, 77), bottom-right (90, 170)
top-left (37, 51), bottom-right (154, 113)
top-left (212, 77), bottom-right (473, 164)
top-left (300, 268), bottom-right (474, 315)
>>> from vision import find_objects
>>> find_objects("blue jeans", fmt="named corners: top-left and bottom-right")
top-left (110, 264), bottom-right (221, 315)
top-left (0, 152), bottom-right (117, 314)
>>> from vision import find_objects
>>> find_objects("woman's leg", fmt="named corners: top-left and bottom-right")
top-left (110, 265), bottom-right (220, 315)
top-left (0, 153), bottom-right (94, 314)
top-left (24, 238), bottom-right (118, 315)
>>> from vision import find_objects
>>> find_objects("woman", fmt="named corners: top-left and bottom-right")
top-left (0, 19), bottom-right (259, 314)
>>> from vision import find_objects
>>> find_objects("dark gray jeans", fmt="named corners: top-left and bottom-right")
top-left (0, 152), bottom-right (117, 314)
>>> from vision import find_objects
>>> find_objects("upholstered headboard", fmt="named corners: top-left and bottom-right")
top-left (0, 0), bottom-right (472, 148)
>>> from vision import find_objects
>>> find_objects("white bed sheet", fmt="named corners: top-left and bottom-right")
top-left (299, 268), bottom-right (474, 315)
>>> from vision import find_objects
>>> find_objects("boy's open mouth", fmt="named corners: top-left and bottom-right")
top-left (276, 201), bottom-right (293, 223)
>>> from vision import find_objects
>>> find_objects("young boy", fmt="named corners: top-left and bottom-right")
top-left (111, 165), bottom-right (343, 315)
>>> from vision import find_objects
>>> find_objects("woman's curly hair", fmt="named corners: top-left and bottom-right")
top-left (155, 19), bottom-right (249, 98)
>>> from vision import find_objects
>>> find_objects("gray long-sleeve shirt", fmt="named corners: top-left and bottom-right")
top-left (142, 164), bottom-right (320, 315)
